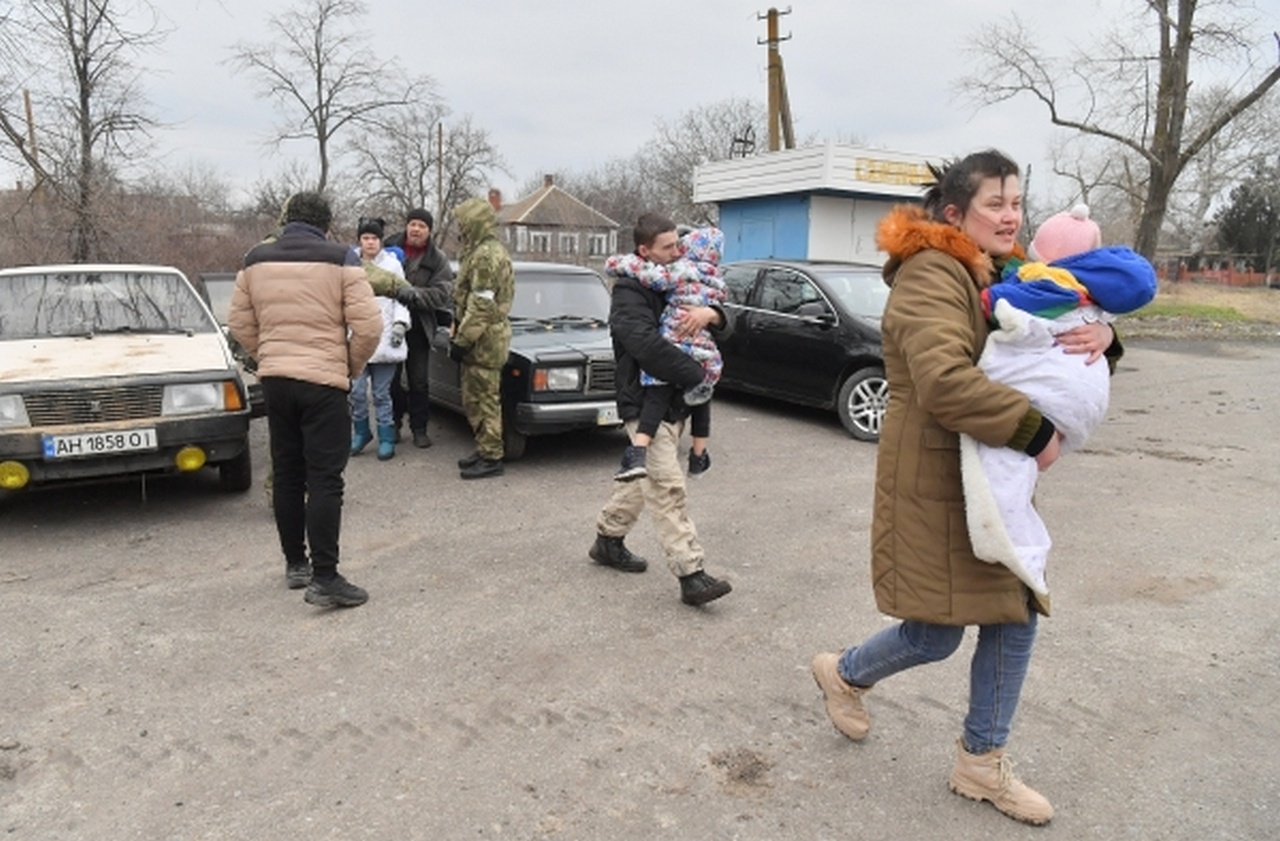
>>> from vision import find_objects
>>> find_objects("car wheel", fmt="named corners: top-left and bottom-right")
top-left (502, 417), bottom-right (528, 462)
top-left (837, 367), bottom-right (887, 442)
top-left (218, 439), bottom-right (253, 492)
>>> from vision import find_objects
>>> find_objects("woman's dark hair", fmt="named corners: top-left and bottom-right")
top-left (921, 149), bottom-right (1020, 222)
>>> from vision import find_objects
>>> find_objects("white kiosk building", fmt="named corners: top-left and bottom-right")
top-left (692, 143), bottom-right (935, 264)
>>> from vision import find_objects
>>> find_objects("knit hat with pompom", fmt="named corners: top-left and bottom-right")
top-left (1030, 204), bottom-right (1102, 263)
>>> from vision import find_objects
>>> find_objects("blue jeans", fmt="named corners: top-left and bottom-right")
top-left (837, 614), bottom-right (1038, 754)
top-left (351, 363), bottom-right (396, 427)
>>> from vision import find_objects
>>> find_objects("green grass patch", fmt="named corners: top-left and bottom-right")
top-left (1129, 301), bottom-right (1248, 321)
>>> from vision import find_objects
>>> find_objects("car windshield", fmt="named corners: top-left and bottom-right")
top-left (201, 274), bottom-right (237, 323)
top-left (510, 271), bottom-right (610, 323)
top-left (810, 266), bottom-right (890, 320)
top-left (0, 269), bottom-right (217, 340)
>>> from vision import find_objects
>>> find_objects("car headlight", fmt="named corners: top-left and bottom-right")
top-left (533, 366), bottom-right (582, 392)
top-left (162, 382), bottom-right (225, 415)
top-left (0, 394), bottom-right (30, 428)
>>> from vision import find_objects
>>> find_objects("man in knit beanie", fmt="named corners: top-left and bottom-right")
top-left (382, 208), bottom-right (454, 448)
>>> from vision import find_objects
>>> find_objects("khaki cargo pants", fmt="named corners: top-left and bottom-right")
top-left (596, 418), bottom-right (705, 578)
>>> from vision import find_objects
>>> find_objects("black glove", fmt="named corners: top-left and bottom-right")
top-left (447, 341), bottom-right (469, 363)
top-left (395, 285), bottom-right (423, 308)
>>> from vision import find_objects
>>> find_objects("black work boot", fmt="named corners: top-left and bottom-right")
top-left (589, 534), bottom-right (648, 573)
top-left (679, 570), bottom-right (732, 605)
top-left (304, 572), bottom-right (368, 607)
top-left (460, 458), bottom-right (504, 479)
top-left (412, 429), bottom-right (433, 448)
top-left (457, 451), bottom-right (483, 469)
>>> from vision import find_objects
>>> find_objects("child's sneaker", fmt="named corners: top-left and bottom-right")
top-left (688, 449), bottom-right (711, 476)
top-left (615, 445), bottom-right (648, 481)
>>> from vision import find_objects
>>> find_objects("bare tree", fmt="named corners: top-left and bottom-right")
top-left (345, 102), bottom-right (506, 242)
top-left (960, 1), bottom-right (1280, 257)
top-left (0, 0), bottom-right (164, 261)
top-left (228, 0), bottom-right (435, 194)
top-left (637, 96), bottom-right (769, 224)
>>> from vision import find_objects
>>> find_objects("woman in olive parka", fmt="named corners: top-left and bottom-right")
top-left (809, 150), bottom-right (1120, 827)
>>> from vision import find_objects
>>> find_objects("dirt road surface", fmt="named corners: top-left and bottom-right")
top-left (2, 339), bottom-right (1277, 840)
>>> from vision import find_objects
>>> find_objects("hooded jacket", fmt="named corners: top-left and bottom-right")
top-left (451, 198), bottom-right (513, 369)
top-left (871, 205), bottom-right (1053, 624)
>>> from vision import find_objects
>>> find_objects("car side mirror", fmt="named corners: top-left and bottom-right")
top-left (795, 301), bottom-right (836, 328)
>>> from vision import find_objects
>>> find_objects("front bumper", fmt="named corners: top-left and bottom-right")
top-left (512, 398), bottom-right (621, 436)
top-left (0, 413), bottom-right (250, 486)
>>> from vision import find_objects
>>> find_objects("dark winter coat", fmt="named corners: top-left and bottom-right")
top-left (607, 272), bottom-right (731, 422)
top-left (383, 231), bottom-right (454, 338)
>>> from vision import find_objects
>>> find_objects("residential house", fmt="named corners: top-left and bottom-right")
top-left (492, 176), bottom-right (620, 268)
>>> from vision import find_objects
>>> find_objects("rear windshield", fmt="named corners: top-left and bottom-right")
top-left (0, 270), bottom-right (217, 340)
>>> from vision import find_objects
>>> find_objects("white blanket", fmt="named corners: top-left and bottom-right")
top-left (960, 299), bottom-right (1111, 594)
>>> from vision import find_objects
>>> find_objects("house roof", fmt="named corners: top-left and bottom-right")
top-left (496, 178), bottom-right (619, 229)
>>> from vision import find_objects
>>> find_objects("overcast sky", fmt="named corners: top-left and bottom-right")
top-left (11, 0), bottom-right (1280, 210)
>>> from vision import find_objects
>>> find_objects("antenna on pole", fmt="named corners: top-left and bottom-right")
top-left (758, 7), bottom-right (795, 152)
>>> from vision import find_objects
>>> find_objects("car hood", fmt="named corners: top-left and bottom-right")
top-left (510, 325), bottom-right (612, 358)
top-left (1, 334), bottom-right (233, 384)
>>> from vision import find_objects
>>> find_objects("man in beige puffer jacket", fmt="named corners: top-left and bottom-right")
top-left (230, 192), bottom-right (382, 608)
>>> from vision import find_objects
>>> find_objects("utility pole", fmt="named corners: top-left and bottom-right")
top-left (758, 7), bottom-right (795, 152)
top-left (436, 121), bottom-right (444, 244)
top-left (23, 89), bottom-right (43, 197)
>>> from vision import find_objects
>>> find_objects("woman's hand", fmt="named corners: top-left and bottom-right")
top-left (1057, 321), bottom-right (1114, 365)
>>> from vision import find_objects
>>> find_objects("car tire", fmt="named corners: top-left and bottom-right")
top-left (837, 367), bottom-right (887, 442)
top-left (502, 413), bottom-right (528, 462)
top-left (218, 439), bottom-right (253, 493)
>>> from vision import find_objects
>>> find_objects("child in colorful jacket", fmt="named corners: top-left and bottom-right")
top-left (605, 226), bottom-right (726, 481)
top-left (962, 205), bottom-right (1157, 594)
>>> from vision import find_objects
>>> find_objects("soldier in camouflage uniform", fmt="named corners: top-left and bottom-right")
top-left (448, 197), bottom-right (513, 479)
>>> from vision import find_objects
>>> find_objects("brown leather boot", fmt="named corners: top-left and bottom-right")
top-left (810, 652), bottom-right (871, 740)
top-left (948, 739), bottom-right (1053, 825)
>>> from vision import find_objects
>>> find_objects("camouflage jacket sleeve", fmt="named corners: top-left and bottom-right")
top-left (363, 260), bottom-right (410, 296)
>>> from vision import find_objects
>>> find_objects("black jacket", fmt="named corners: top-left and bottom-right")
top-left (384, 232), bottom-right (455, 336)
top-left (608, 275), bottom-right (731, 422)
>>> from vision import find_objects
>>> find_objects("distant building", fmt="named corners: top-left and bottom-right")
top-left (693, 143), bottom-right (934, 264)
top-left (493, 176), bottom-right (620, 268)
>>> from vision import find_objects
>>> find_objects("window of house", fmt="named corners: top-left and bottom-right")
top-left (530, 232), bottom-right (551, 253)
top-left (515, 226), bottom-right (529, 252)
top-left (559, 233), bottom-right (579, 255)
top-left (588, 233), bottom-right (608, 257)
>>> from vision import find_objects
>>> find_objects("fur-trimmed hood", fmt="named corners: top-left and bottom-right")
top-left (875, 205), bottom-right (1024, 289)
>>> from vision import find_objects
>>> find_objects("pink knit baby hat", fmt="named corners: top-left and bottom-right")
top-left (1030, 204), bottom-right (1102, 263)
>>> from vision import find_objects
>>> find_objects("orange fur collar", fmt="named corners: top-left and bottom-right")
top-left (875, 205), bottom-right (1025, 287)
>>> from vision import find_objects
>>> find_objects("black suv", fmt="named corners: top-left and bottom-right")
top-left (428, 262), bottom-right (620, 459)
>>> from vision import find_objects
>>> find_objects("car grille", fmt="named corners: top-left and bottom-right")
top-left (586, 358), bottom-right (616, 395)
top-left (24, 385), bottom-right (165, 425)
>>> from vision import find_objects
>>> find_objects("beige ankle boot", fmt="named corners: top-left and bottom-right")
top-left (948, 739), bottom-right (1053, 825)
top-left (810, 652), bottom-right (871, 740)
